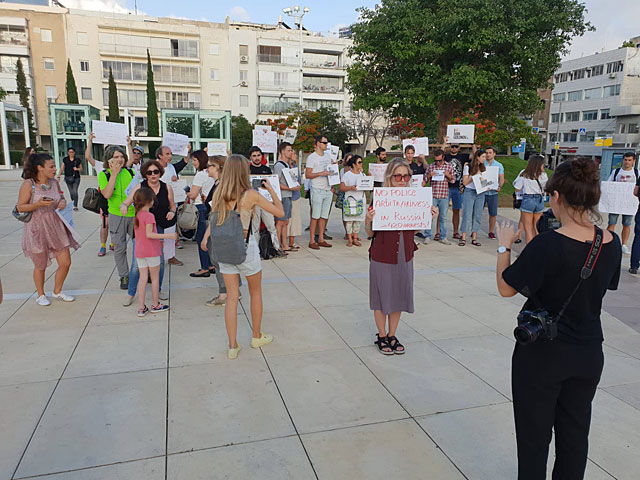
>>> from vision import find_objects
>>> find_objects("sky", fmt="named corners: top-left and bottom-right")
top-left (61, 0), bottom-right (640, 60)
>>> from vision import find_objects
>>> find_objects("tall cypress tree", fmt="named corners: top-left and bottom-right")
top-left (107, 67), bottom-right (120, 123)
top-left (146, 50), bottom-right (159, 137)
top-left (65, 60), bottom-right (79, 104)
top-left (16, 58), bottom-right (36, 142)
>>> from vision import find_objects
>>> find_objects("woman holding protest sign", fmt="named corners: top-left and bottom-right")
top-left (340, 155), bottom-right (366, 247)
top-left (460, 149), bottom-right (487, 247)
top-left (365, 158), bottom-right (437, 355)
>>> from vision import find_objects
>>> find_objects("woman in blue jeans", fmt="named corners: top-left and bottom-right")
top-left (460, 149), bottom-right (487, 246)
top-left (188, 150), bottom-right (216, 277)
top-left (513, 155), bottom-right (548, 244)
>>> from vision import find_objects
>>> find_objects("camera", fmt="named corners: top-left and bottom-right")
top-left (251, 178), bottom-right (265, 190)
top-left (514, 309), bottom-right (558, 345)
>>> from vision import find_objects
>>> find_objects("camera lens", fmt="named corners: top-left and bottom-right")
top-left (514, 322), bottom-right (543, 345)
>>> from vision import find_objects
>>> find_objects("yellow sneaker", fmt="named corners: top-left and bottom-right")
top-left (251, 333), bottom-right (273, 349)
top-left (228, 344), bottom-right (241, 360)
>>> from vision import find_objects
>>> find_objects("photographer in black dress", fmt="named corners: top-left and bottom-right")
top-left (495, 157), bottom-right (621, 480)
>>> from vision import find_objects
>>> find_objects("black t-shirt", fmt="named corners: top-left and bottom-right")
top-left (250, 164), bottom-right (272, 175)
top-left (636, 175), bottom-right (640, 212)
top-left (503, 230), bottom-right (621, 345)
top-left (62, 156), bottom-right (81, 178)
top-left (409, 162), bottom-right (426, 176)
top-left (444, 153), bottom-right (469, 187)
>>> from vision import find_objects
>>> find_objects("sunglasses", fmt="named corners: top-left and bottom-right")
top-left (356, 161), bottom-right (363, 164)
top-left (451, 145), bottom-right (460, 148)
top-left (146, 169), bottom-right (160, 176)
top-left (319, 141), bottom-right (329, 144)
top-left (392, 174), bottom-right (412, 181)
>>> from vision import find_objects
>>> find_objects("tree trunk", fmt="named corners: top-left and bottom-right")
top-left (437, 101), bottom-right (456, 144)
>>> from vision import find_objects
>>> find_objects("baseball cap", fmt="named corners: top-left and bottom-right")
top-left (132, 146), bottom-right (144, 154)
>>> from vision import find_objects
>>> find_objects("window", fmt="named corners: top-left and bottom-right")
top-left (258, 45), bottom-right (282, 63)
top-left (581, 131), bottom-right (595, 142)
top-left (590, 64), bottom-right (604, 76)
top-left (606, 60), bottom-right (624, 74)
top-left (564, 111), bottom-right (580, 122)
top-left (102, 88), bottom-right (147, 107)
top-left (77, 32), bottom-right (88, 45)
top-left (584, 87), bottom-right (601, 99)
top-left (210, 94), bottom-right (220, 106)
top-left (102, 61), bottom-right (199, 84)
top-left (620, 124), bottom-right (626, 134)
top-left (303, 98), bottom-right (342, 111)
top-left (554, 72), bottom-right (570, 83)
top-left (239, 45), bottom-right (248, 56)
top-left (0, 24), bottom-right (27, 46)
top-left (563, 132), bottom-right (577, 142)
top-left (156, 91), bottom-right (200, 109)
top-left (209, 43), bottom-right (219, 55)
top-left (604, 84), bottom-right (621, 97)
top-left (629, 123), bottom-right (640, 134)
top-left (80, 61), bottom-right (89, 72)
top-left (45, 85), bottom-right (57, 102)
top-left (81, 87), bottom-right (92, 100)
top-left (552, 93), bottom-right (566, 102)
top-left (303, 52), bottom-right (340, 68)
top-left (567, 90), bottom-right (582, 102)
top-left (551, 113), bottom-right (561, 123)
top-left (210, 68), bottom-right (219, 81)
top-left (274, 72), bottom-right (289, 86)
top-left (572, 68), bottom-right (585, 80)
top-left (43, 58), bottom-right (55, 70)
top-left (600, 109), bottom-right (611, 120)
top-left (40, 29), bottom-right (52, 42)
top-left (303, 74), bottom-right (342, 92)
top-left (239, 70), bottom-right (248, 82)
top-left (259, 95), bottom-right (295, 113)
top-left (582, 110), bottom-right (598, 121)
top-left (240, 95), bottom-right (249, 107)
top-left (170, 39), bottom-right (198, 58)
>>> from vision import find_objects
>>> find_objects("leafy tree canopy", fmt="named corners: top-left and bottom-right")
top-left (231, 115), bottom-right (254, 156)
top-left (347, 0), bottom-right (592, 141)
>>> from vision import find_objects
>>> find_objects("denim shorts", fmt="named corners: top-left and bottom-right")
top-left (485, 193), bottom-right (499, 217)
top-left (278, 197), bottom-right (292, 221)
top-left (608, 213), bottom-right (633, 227)
top-left (520, 194), bottom-right (544, 213)
top-left (449, 186), bottom-right (462, 210)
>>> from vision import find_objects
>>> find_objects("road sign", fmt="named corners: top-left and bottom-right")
top-left (531, 127), bottom-right (539, 134)
top-left (511, 144), bottom-right (524, 153)
top-left (595, 137), bottom-right (613, 147)
top-left (579, 128), bottom-right (586, 135)
top-left (554, 142), bottom-right (560, 150)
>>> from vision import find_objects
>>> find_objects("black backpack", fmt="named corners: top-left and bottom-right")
top-left (258, 228), bottom-right (278, 260)
top-left (83, 168), bottom-right (133, 214)
top-left (613, 167), bottom-right (639, 182)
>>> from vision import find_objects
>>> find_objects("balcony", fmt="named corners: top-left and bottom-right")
top-left (302, 83), bottom-right (344, 94)
top-left (302, 58), bottom-right (341, 69)
top-left (0, 31), bottom-right (27, 47)
top-left (258, 81), bottom-right (298, 91)
top-left (257, 54), bottom-right (298, 66)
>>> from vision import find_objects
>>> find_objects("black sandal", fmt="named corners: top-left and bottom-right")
top-left (471, 239), bottom-right (482, 247)
top-left (387, 335), bottom-right (405, 355)
top-left (375, 334), bottom-right (394, 355)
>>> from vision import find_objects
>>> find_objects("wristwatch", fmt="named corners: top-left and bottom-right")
top-left (497, 245), bottom-right (511, 254)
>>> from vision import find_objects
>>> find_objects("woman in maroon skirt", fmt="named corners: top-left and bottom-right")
top-left (365, 158), bottom-right (436, 355)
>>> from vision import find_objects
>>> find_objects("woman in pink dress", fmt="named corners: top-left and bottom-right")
top-left (17, 153), bottom-right (80, 306)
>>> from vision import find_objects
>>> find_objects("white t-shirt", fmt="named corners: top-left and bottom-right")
top-left (462, 164), bottom-right (476, 190)
top-left (607, 168), bottom-right (638, 183)
top-left (306, 152), bottom-right (331, 190)
top-left (160, 163), bottom-right (177, 184)
top-left (192, 170), bottom-right (215, 205)
top-left (513, 170), bottom-right (548, 195)
top-left (341, 170), bottom-right (366, 221)
top-left (93, 161), bottom-right (104, 174)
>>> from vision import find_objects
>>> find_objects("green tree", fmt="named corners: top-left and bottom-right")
top-left (146, 50), bottom-right (159, 140)
top-left (312, 107), bottom-right (353, 150)
top-left (15, 58), bottom-right (35, 142)
top-left (621, 40), bottom-right (636, 48)
top-left (231, 115), bottom-right (253, 156)
top-left (348, 0), bottom-right (592, 141)
top-left (65, 60), bottom-right (78, 104)
top-left (107, 67), bottom-right (120, 123)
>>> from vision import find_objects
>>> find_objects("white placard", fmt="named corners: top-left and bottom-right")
top-left (599, 181), bottom-right (638, 215)
top-left (369, 163), bottom-right (388, 183)
top-left (251, 174), bottom-right (282, 201)
top-left (124, 175), bottom-right (140, 197)
top-left (410, 175), bottom-right (423, 187)
top-left (327, 143), bottom-right (339, 162)
top-left (431, 170), bottom-right (445, 182)
top-left (471, 166), bottom-right (499, 194)
top-left (169, 179), bottom-right (187, 203)
top-left (402, 137), bottom-right (429, 156)
top-left (162, 132), bottom-right (189, 157)
top-left (92, 120), bottom-right (128, 146)
top-left (284, 128), bottom-right (297, 143)
top-left (328, 164), bottom-right (340, 186)
top-left (282, 167), bottom-right (300, 188)
top-left (207, 141), bottom-right (228, 156)
top-left (357, 177), bottom-right (374, 191)
top-left (372, 187), bottom-right (433, 231)
top-left (252, 129), bottom-right (278, 154)
top-left (447, 125), bottom-right (475, 144)
top-left (56, 209), bottom-right (79, 243)
top-left (254, 125), bottom-right (271, 134)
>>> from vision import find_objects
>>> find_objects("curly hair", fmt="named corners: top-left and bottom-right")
top-left (22, 153), bottom-right (54, 180)
top-left (139, 159), bottom-right (165, 179)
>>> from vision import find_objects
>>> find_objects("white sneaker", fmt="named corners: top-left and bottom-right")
top-left (52, 292), bottom-right (75, 302)
top-left (36, 295), bottom-right (51, 306)
top-left (439, 238), bottom-right (452, 245)
top-left (622, 245), bottom-right (630, 255)
top-left (422, 237), bottom-right (431, 245)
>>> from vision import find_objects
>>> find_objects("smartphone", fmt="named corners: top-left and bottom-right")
top-left (42, 196), bottom-right (53, 201)
top-left (251, 178), bottom-right (263, 190)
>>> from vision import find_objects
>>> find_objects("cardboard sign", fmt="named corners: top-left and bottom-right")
top-left (447, 125), bottom-right (475, 144)
top-left (372, 187), bottom-right (433, 231)
top-left (252, 129), bottom-right (278, 154)
top-left (284, 128), bottom-right (297, 143)
top-left (471, 166), bottom-right (499, 193)
top-left (282, 167), bottom-right (300, 188)
top-left (254, 125), bottom-right (271, 134)
top-left (402, 137), bottom-right (429, 156)
top-left (357, 176), bottom-right (374, 191)
top-left (251, 174), bottom-right (282, 201)
top-left (56, 209), bottom-right (79, 242)
top-left (162, 132), bottom-right (189, 157)
top-left (207, 141), bottom-right (228, 156)
top-left (369, 163), bottom-right (388, 183)
top-left (410, 175), bottom-right (423, 187)
top-left (92, 120), bottom-right (128, 146)
top-left (599, 181), bottom-right (638, 215)
top-left (169, 179), bottom-right (187, 203)
top-left (328, 164), bottom-right (340, 185)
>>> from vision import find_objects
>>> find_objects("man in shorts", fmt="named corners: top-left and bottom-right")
top-left (305, 135), bottom-right (333, 250)
top-left (274, 141), bottom-right (299, 254)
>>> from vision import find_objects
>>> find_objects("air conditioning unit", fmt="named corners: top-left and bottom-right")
top-left (240, 55), bottom-right (248, 63)
top-left (609, 73), bottom-right (616, 79)
top-left (240, 81), bottom-right (248, 87)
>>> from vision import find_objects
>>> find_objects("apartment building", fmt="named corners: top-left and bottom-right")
top-left (546, 45), bottom-right (640, 159)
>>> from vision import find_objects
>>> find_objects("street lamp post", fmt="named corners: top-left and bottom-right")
top-left (283, 6), bottom-right (310, 108)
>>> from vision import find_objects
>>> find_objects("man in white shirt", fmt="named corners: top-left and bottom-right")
top-left (305, 135), bottom-right (333, 249)
top-left (274, 142), bottom-right (299, 253)
top-left (607, 152), bottom-right (639, 254)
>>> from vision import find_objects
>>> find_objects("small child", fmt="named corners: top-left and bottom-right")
top-left (133, 188), bottom-right (177, 317)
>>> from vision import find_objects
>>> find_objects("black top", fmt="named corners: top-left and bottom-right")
top-left (636, 175), bottom-right (640, 212)
top-left (141, 180), bottom-right (176, 229)
top-left (444, 153), bottom-right (469, 187)
top-left (250, 164), bottom-right (272, 175)
top-left (62, 156), bottom-right (81, 178)
top-left (503, 230), bottom-right (621, 345)
top-left (409, 162), bottom-right (426, 176)
top-left (173, 159), bottom-right (187, 175)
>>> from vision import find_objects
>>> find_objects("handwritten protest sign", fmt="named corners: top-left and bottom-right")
top-left (251, 174), bottom-right (282, 201)
top-left (252, 129), bottom-right (277, 153)
top-left (284, 128), bottom-right (297, 143)
top-left (92, 120), bottom-right (128, 146)
top-left (599, 181), bottom-right (638, 215)
top-left (411, 175), bottom-right (423, 187)
top-left (369, 163), bottom-right (388, 183)
top-left (402, 137), bottom-right (429, 156)
top-left (169, 179), bottom-right (187, 203)
top-left (207, 141), bottom-right (228, 156)
top-left (283, 167), bottom-right (300, 188)
top-left (162, 132), bottom-right (189, 157)
top-left (372, 187), bottom-right (432, 231)
top-left (357, 176), bottom-right (374, 190)
top-left (431, 170), bottom-right (445, 182)
top-left (472, 166), bottom-right (499, 193)
top-left (447, 125), bottom-right (475, 144)
top-left (328, 164), bottom-right (340, 185)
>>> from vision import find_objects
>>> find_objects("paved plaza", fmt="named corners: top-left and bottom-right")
top-left (0, 170), bottom-right (639, 480)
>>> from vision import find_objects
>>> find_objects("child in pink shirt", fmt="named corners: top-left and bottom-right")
top-left (133, 189), bottom-right (177, 316)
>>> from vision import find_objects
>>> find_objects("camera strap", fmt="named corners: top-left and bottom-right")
top-left (557, 226), bottom-right (604, 320)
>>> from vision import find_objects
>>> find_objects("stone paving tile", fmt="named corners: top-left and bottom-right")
top-left (19, 457), bottom-right (165, 480)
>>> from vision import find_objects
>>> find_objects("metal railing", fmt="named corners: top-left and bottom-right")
top-left (257, 54), bottom-right (298, 65)
top-left (302, 84), bottom-right (344, 93)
